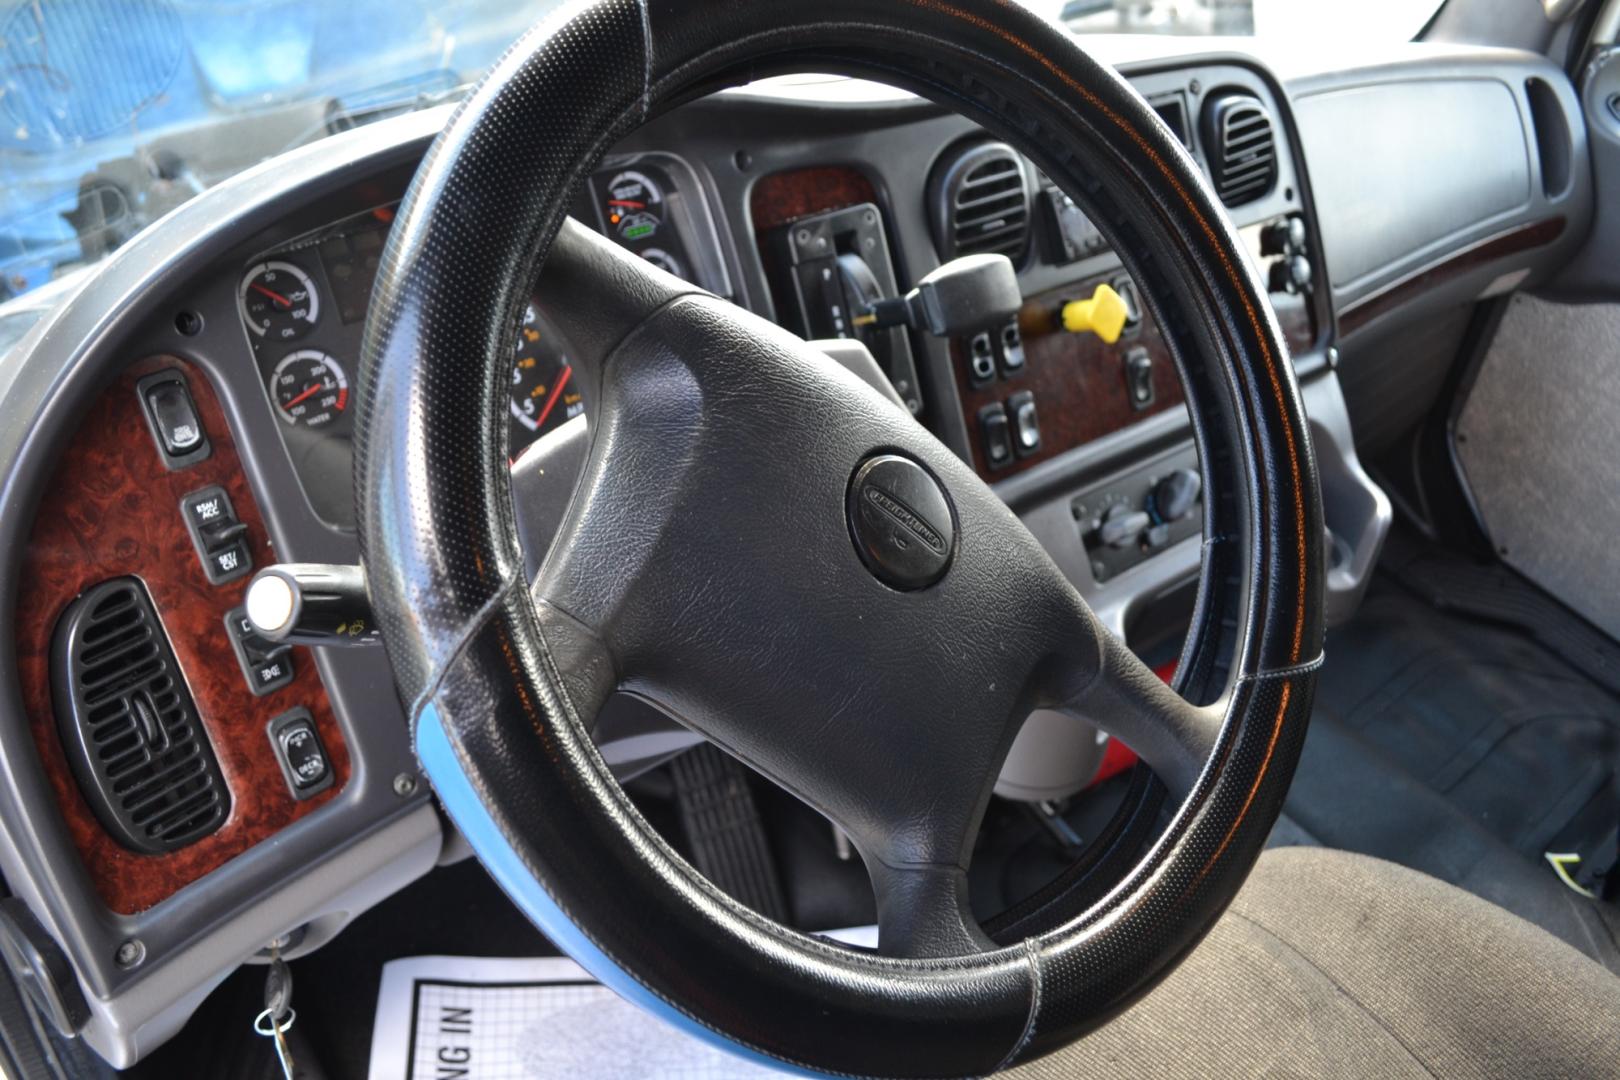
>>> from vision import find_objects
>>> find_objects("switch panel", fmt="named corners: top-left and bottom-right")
top-left (180, 486), bottom-right (252, 585)
top-left (136, 370), bottom-right (210, 469)
top-left (225, 608), bottom-right (294, 696)
top-left (267, 708), bottom-right (332, 799)
top-left (1071, 445), bottom-right (1203, 583)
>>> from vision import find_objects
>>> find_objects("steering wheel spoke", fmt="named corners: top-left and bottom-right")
top-left (870, 860), bottom-right (994, 959)
top-left (1048, 626), bottom-right (1223, 801)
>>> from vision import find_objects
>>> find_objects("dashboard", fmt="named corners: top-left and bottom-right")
top-left (0, 36), bottom-right (1590, 1068)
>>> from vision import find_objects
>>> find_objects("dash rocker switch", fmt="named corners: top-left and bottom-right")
top-left (1008, 390), bottom-right (1040, 457)
top-left (136, 370), bottom-right (211, 469)
top-left (267, 708), bottom-right (332, 799)
top-left (978, 403), bottom-right (1014, 470)
top-left (226, 608), bottom-right (294, 696)
top-left (996, 319), bottom-right (1026, 377)
top-left (181, 486), bottom-right (252, 585)
top-left (1124, 347), bottom-right (1155, 411)
top-left (966, 331), bottom-right (997, 386)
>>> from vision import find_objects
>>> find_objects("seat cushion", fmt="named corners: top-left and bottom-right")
top-left (1008, 846), bottom-right (1620, 1078)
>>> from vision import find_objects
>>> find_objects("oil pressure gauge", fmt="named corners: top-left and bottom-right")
top-left (240, 261), bottom-right (319, 341)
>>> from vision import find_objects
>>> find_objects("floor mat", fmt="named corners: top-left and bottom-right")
top-left (1287, 567), bottom-right (1620, 970)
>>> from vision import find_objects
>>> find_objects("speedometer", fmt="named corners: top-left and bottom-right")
top-left (271, 350), bottom-right (349, 428)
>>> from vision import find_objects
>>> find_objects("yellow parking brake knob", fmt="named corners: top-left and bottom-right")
top-left (1060, 283), bottom-right (1128, 344)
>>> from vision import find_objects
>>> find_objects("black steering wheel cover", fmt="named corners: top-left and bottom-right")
top-left (356, 1), bottom-right (1325, 1076)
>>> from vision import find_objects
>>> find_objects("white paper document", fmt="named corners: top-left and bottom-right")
top-left (367, 954), bottom-right (791, 1079)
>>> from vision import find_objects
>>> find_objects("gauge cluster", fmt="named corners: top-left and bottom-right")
top-left (236, 209), bottom-right (590, 528)
top-left (235, 152), bottom-right (724, 530)
top-left (592, 164), bottom-right (691, 281)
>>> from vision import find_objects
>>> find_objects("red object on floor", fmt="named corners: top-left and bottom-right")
top-left (1088, 660), bottom-right (1175, 786)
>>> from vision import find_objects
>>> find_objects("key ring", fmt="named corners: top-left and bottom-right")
top-left (253, 1006), bottom-right (297, 1037)
top-left (254, 1006), bottom-right (297, 1079)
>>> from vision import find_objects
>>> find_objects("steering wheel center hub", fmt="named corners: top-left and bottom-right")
top-left (846, 454), bottom-right (956, 590)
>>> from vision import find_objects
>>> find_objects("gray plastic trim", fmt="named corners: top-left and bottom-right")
top-left (0, 109), bottom-right (453, 1068)
top-left (1304, 375), bottom-right (1392, 627)
top-left (1287, 48), bottom-right (1591, 317)
top-left (996, 365), bottom-right (1379, 801)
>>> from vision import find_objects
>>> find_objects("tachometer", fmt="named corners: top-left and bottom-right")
top-left (271, 350), bottom-right (349, 428)
top-left (510, 305), bottom-right (584, 447)
top-left (240, 261), bottom-right (319, 341)
top-left (602, 169), bottom-right (664, 244)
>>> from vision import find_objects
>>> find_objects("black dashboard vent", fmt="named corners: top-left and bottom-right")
top-left (1201, 92), bottom-right (1277, 207)
top-left (50, 578), bottom-right (228, 855)
top-left (928, 140), bottom-right (1032, 262)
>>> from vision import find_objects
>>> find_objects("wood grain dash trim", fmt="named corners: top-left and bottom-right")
top-left (748, 165), bottom-right (878, 235)
top-left (1338, 217), bottom-right (1565, 337)
top-left (15, 357), bottom-right (349, 914)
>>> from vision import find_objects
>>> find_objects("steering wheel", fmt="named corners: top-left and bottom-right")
top-left (355, 0), bottom-right (1324, 1074)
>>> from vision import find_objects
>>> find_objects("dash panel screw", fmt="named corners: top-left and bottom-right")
top-left (115, 939), bottom-right (145, 968)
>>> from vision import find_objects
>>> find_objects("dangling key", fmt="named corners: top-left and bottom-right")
top-left (255, 947), bottom-right (297, 1079)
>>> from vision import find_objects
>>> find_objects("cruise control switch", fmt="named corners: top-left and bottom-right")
top-left (181, 486), bottom-right (252, 584)
top-left (245, 564), bottom-right (379, 647)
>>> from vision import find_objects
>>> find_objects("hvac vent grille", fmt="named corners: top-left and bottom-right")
top-left (929, 141), bottom-right (1031, 261)
top-left (1202, 93), bottom-right (1278, 208)
top-left (50, 578), bottom-right (227, 855)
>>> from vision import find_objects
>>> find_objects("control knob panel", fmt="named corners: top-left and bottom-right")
top-left (1072, 448), bottom-right (1203, 583)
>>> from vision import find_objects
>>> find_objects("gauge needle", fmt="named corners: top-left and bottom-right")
top-left (532, 366), bottom-right (573, 429)
top-left (283, 382), bottom-right (324, 409)
top-left (251, 282), bottom-right (293, 309)
top-left (607, 199), bottom-right (645, 209)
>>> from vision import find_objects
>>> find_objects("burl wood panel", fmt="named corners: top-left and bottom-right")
top-left (748, 165), bottom-right (878, 233)
top-left (1338, 216), bottom-right (1565, 337)
top-left (959, 274), bottom-right (1315, 480)
top-left (15, 357), bottom-right (350, 914)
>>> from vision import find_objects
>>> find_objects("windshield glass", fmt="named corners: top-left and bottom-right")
top-left (1, 0), bottom-right (1439, 302)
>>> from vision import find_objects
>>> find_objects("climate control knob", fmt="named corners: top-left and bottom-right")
top-left (1098, 503), bottom-right (1151, 549)
top-left (1150, 468), bottom-right (1202, 524)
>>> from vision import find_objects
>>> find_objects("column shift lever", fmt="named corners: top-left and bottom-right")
top-left (853, 252), bottom-right (1022, 336)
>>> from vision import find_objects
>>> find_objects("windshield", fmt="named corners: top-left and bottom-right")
top-left (1, 0), bottom-right (1440, 303)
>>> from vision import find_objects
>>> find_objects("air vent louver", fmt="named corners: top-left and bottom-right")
top-left (50, 578), bottom-right (227, 855)
top-left (1201, 93), bottom-right (1277, 207)
top-left (928, 141), bottom-right (1032, 262)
